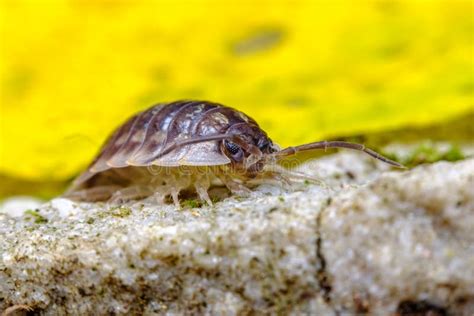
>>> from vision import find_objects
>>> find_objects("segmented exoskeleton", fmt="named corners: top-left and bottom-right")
top-left (65, 100), bottom-right (403, 207)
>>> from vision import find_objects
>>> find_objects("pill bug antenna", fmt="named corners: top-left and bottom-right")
top-left (274, 141), bottom-right (406, 168)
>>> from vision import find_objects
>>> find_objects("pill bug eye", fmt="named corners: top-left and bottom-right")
top-left (225, 141), bottom-right (241, 155)
top-left (224, 140), bottom-right (244, 161)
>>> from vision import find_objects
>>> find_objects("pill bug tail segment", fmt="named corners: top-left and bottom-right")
top-left (274, 141), bottom-right (406, 168)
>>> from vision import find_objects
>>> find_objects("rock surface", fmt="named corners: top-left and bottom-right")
top-left (0, 153), bottom-right (473, 315)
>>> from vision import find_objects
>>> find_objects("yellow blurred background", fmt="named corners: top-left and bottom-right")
top-left (0, 0), bottom-right (473, 197)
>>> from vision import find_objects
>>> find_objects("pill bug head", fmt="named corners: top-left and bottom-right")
top-left (219, 123), bottom-right (279, 176)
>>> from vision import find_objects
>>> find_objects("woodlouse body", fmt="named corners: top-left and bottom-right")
top-left (66, 100), bottom-right (403, 207)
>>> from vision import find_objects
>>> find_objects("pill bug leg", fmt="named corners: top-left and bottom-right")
top-left (195, 184), bottom-right (212, 206)
top-left (108, 185), bottom-right (155, 204)
top-left (170, 187), bottom-right (181, 209)
top-left (263, 164), bottom-right (327, 187)
top-left (216, 173), bottom-right (252, 196)
top-left (194, 173), bottom-right (213, 206)
top-left (148, 186), bottom-right (169, 204)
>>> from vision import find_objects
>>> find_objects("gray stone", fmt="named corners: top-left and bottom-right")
top-left (0, 153), bottom-right (473, 315)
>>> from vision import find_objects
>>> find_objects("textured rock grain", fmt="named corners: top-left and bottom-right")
top-left (0, 154), bottom-right (473, 315)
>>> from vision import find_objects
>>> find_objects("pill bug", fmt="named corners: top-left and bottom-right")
top-left (65, 100), bottom-right (403, 207)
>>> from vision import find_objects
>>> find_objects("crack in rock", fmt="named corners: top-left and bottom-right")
top-left (315, 197), bottom-right (332, 304)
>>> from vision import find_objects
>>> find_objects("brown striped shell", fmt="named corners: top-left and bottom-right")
top-left (70, 100), bottom-right (274, 190)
